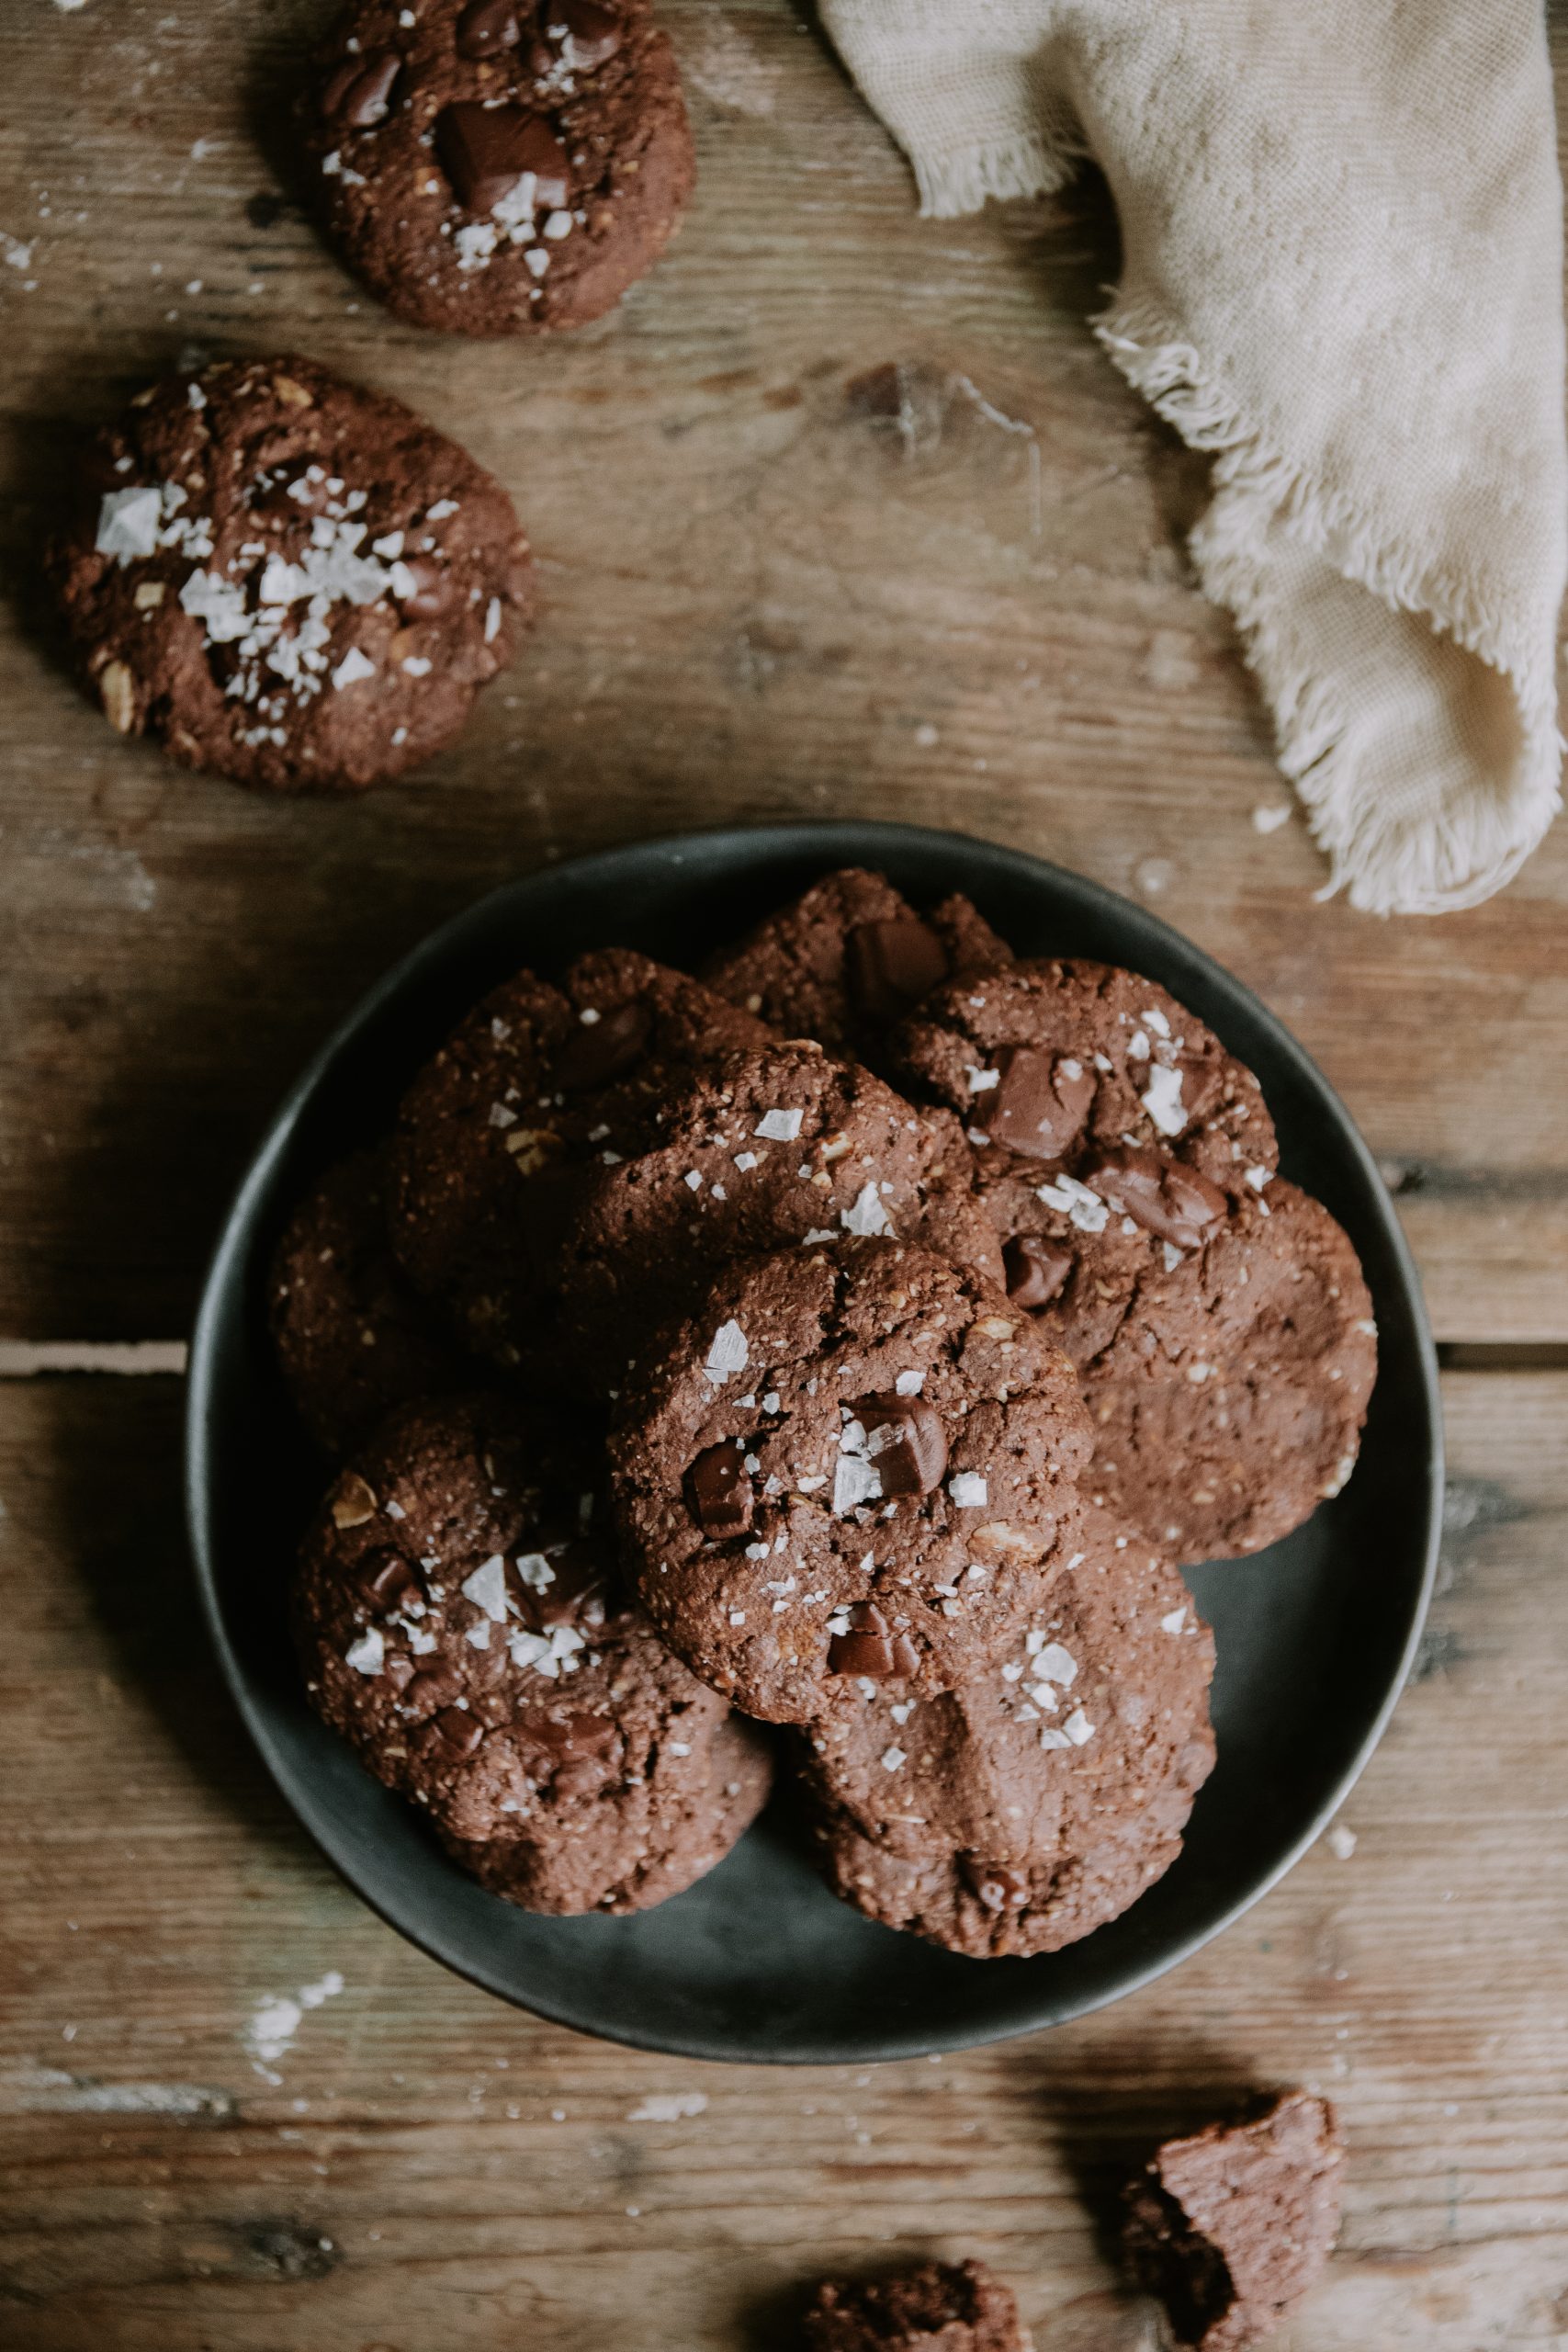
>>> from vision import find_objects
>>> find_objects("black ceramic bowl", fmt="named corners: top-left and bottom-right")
top-left (186, 821), bottom-right (1441, 2063)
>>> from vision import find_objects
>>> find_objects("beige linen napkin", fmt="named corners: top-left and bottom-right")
top-left (818, 0), bottom-right (1567, 913)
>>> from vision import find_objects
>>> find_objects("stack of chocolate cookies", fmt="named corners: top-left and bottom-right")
top-left (275, 868), bottom-right (1377, 1950)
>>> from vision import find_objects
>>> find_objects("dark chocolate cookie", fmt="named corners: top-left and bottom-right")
top-left (705, 866), bottom-right (1012, 1062)
top-left (801, 1507), bottom-right (1215, 1957)
top-left (51, 356), bottom-right (531, 792)
top-left (295, 1394), bottom-right (772, 1907)
top-left (897, 961), bottom-right (1375, 1560)
top-left (550, 1040), bottom-right (1003, 1392)
top-left (610, 1239), bottom-right (1093, 1725)
top-left (805, 2259), bottom-right (1031, 2352)
top-left (387, 949), bottom-right (771, 1380)
top-left (301, 0), bottom-right (694, 335)
top-left (1123, 2091), bottom-right (1344, 2350)
top-left (268, 1145), bottom-right (471, 1453)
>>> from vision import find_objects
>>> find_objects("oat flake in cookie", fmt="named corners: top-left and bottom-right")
top-left (388, 949), bottom-right (770, 1381)
top-left (294, 1395), bottom-right (772, 1910)
top-left (610, 1239), bottom-right (1093, 1725)
top-left (1123, 2091), bottom-right (1344, 2350)
top-left (805, 2259), bottom-right (1032, 2352)
top-left (51, 356), bottom-right (531, 791)
top-left (897, 960), bottom-right (1376, 1561)
top-left (801, 1506), bottom-right (1214, 1957)
top-left (705, 866), bottom-right (1013, 1063)
top-left (301, 0), bottom-right (694, 334)
top-left (268, 1145), bottom-right (471, 1454)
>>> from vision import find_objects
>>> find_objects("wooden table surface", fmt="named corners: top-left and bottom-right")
top-left (3, 3), bottom-right (1567, 2345)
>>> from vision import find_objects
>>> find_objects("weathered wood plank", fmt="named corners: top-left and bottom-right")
top-left (0, 1369), bottom-right (1563, 2346)
top-left (0, 0), bottom-right (1565, 1346)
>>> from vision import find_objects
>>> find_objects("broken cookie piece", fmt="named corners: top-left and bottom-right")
top-left (805, 2258), bottom-right (1031, 2352)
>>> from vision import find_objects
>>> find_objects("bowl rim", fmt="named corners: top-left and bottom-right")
top-left (185, 818), bottom-right (1444, 2062)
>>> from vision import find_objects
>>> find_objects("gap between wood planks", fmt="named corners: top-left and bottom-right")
top-left (4, 1340), bottom-right (1568, 1378)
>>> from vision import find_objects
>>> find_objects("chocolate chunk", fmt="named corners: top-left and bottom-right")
top-left (687, 1439), bottom-right (753, 1540)
top-left (847, 917), bottom-right (949, 1023)
top-left (520, 1709), bottom-right (619, 1795)
top-left (553, 0), bottom-right (624, 70)
top-left (456, 0), bottom-right (521, 57)
top-left (828, 1600), bottom-right (919, 1680)
top-left (551, 996), bottom-right (652, 1091)
top-left (424, 1704), bottom-right (484, 1758)
top-left (435, 101), bottom-right (570, 214)
top-left (514, 1542), bottom-right (609, 1632)
top-left (964, 1857), bottom-right (1030, 1913)
top-left (1002, 1232), bottom-right (1073, 1311)
top-left (323, 51), bottom-right (401, 128)
top-left (990, 1046), bottom-right (1095, 1160)
top-left (857, 1394), bottom-right (948, 1496)
top-left (355, 1546), bottom-right (422, 1611)
top-left (1083, 1147), bottom-right (1228, 1250)
top-left (404, 1667), bottom-right (462, 1713)
top-left (393, 555), bottom-right (452, 618)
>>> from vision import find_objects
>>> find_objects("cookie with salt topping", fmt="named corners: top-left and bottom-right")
top-left (295, 1394), bottom-right (771, 1907)
top-left (50, 356), bottom-right (531, 790)
top-left (609, 1239), bottom-right (1092, 1725)
top-left (300, 0), bottom-right (694, 334)
top-left (801, 1505), bottom-right (1215, 1957)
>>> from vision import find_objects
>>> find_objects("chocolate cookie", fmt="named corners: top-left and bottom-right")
top-left (610, 1239), bottom-right (1093, 1725)
top-left (387, 949), bottom-right (771, 1379)
top-left (805, 2260), bottom-right (1031, 2352)
top-left (268, 1145), bottom-right (470, 1453)
top-left (301, 0), bottom-right (694, 335)
top-left (295, 1395), bottom-right (772, 1907)
top-left (1077, 1180), bottom-right (1377, 1560)
top-left (1123, 2091), bottom-right (1344, 2350)
top-left (705, 867), bottom-right (1012, 1062)
top-left (897, 962), bottom-right (1374, 1560)
top-left (801, 1507), bottom-right (1215, 1957)
top-left (550, 1040), bottom-right (1004, 1391)
top-left (51, 356), bottom-right (531, 792)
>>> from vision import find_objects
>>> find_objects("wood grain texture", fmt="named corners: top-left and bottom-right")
top-left (0, 0), bottom-right (1566, 1344)
top-left (1, 1367), bottom-right (1564, 2348)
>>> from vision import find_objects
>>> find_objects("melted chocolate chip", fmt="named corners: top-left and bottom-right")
top-left (393, 555), bottom-right (451, 618)
top-left (827, 1600), bottom-right (920, 1679)
top-left (423, 1704), bottom-right (483, 1759)
top-left (687, 1439), bottom-right (753, 1540)
top-left (552, 997), bottom-right (652, 1091)
top-left (405, 1668), bottom-right (462, 1713)
top-left (323, 51), bottom-right (401, 129)
top-left (435, 102), bottom-right (570, 214)
top-left (846, 917), bottom-right (948, 1023)
top-left (456, 0), bottom-right (521, 58)
top-left (1081, 1147), bottom-right (1228, 1250)
top-left (552, 0), bottom-right (623, 70)
top-left (857, 1395), bottom-right (948, 1496)
top-left (521, 1708), bottom-right (617, 1796)
top-left (513, 1541), bottom-right (610, 1633)
top-left (990, 1046), bottom-right (1096, 1160)
top-left (1003, 1233), bottom-right (1073, 1311)
top-left (355, 1546), bottom-right (422, 1611)
top-left (964, 1856), bottom-right (1030, 1912)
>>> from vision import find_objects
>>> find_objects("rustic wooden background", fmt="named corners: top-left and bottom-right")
top-left (3, 1), bottom-right (1567, 2345)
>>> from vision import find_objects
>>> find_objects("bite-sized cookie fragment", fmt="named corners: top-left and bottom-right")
top-left (801, 1507), bottom-right (1215, 1957)
top-left (551, 1040), bottom-right (1003, 1391)
top-left (805, 2258), bottom-right (1031, 2352)
top-left (704, 867), bottom-right (1012, 1060)
top-left (300, 0), bottom-right (694, 334)
top-left (268, 1145), bottom-right (471, 1453)
top-left (610, 1240), bottom-right (1092, 1724)
top-left (295, 1394), bottom-right (772, 1909)
top-left (1123, 2091), bottom-right (1344, 2350)
top-left (387, 950), bottom-right (770, 1377)
top-left (50, 356), bottom-right (531, 791)
top-left (1077, 1181), bottom-right (1377, 1561)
